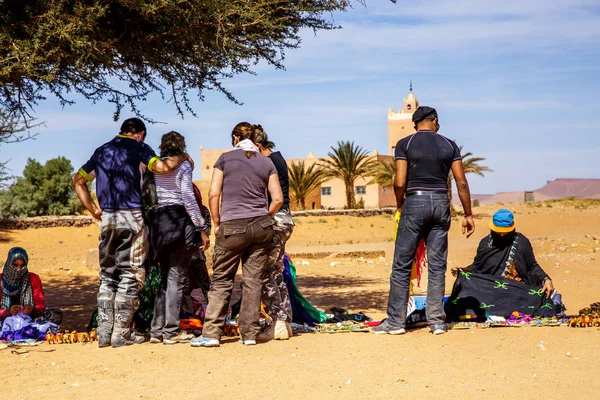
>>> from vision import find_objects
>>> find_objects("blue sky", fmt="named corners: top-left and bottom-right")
top-left (3, 0), bottom-right (600, 194)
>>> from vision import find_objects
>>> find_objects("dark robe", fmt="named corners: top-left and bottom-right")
top-left (468, 231), bottom-right (549, 287)
top-left (445, 231), bottom-right (554, 321)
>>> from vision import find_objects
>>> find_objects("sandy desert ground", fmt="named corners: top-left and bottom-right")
top-left (2, 200), bottom-right (600, 399)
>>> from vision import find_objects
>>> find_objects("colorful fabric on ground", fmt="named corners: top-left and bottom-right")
top-left (282, 256), bottom-right (328, 326)
top-left (406, 295), bottom-right (450, 325)
top-left (315, 321), bottom-right (370, 333)
top-left (1, 312), bottom-right (58, 342)
top-left (449, 316), bottom-right (568, 329)
top-left (445, 272), bottom-right (554, 322)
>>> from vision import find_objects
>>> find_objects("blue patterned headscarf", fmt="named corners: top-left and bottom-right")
top-left (1, 247), bottom-right (34, 310)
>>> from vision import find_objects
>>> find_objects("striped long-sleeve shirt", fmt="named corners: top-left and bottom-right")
top-left (154, 160), bottom-right (207, 229)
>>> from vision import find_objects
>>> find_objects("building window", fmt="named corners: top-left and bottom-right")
top-left (355, 186), bottom-right (366, 195)
top-left (321, 187), bottom-right (332, 196)
top-left (382, 186), bottom-right (387, 195)
top-left (407, 104), bottom-right (412, 111)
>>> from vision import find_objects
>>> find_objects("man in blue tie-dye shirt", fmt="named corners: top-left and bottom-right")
top-left (72, 117), bottom-right (190, 348)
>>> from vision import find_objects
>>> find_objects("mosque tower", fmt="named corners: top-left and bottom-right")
top-left (387, 81), bottom-right (418, 155)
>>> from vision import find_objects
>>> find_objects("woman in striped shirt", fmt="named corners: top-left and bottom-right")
top-left (149, 131), bottom-right (209, 345)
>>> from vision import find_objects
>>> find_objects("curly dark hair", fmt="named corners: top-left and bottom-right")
top-left (159, 131), bottom-right (186, 156)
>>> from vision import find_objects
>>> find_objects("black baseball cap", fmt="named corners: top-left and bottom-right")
top-left (412, 106), bottom-right (438, 124)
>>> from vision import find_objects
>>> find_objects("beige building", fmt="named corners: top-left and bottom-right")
top-left (199, 85), bottom-right (419, 210)
top-left (388, 82), bottom-right (419, 156)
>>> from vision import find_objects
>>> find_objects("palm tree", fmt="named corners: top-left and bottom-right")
top-left (369, 160), bottom-right (395, 188)
top-left (319, 141), bottom-right (378, 209)
top-left (288, 161), bottom-right (326, 210)
top-left (448, 146), bottom-right (493, 205)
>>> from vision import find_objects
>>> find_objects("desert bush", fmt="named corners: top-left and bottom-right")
top-left (0, 157), bottom-right (85, 218)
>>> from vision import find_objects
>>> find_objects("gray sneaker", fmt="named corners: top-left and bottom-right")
top-left (430, 324), bottom-right (447, 335)
top-left (163, 331), bottom-right (195, 345)
top-left (371, 321), bottom-right (406, 335)
top-left (190, 335), bottom-right (220, 347)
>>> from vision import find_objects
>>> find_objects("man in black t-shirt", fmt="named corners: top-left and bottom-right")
top-left (373, 106), bottom-right (475, 336)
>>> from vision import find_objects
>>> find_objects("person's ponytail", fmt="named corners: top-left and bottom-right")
top-left (251, 124), bottom-right (275, 150)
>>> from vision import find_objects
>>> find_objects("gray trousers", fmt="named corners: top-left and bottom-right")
top-left (203, 215), bottom-right (274, 341)
top-left (150, 238), bottom-right (192, 339)
top-left (97, 209), bottom-right (148, 343)
top-left (98, 209), bottom-right (147, 300)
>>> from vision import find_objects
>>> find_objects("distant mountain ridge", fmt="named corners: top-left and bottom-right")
top-left (453, 178), bottom-right (600, 205)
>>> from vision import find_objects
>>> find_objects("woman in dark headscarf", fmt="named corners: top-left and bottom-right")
top-left (446, 210), bottom-right (558, 321)
top-left (452, 209), bottom-right (553, 291)
top-left (0, 247), bottom-right (46, 319)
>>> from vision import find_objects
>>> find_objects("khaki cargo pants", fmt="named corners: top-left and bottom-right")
top-left (202, 215), bottom-right (274, 341)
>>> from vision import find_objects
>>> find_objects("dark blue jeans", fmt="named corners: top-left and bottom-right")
top-left (387, 193), bottom-right (451, 328)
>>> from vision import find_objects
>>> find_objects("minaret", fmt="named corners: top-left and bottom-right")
top-left (387, 81), bottom-right (419, 155)
top-left (402, 80), bottom-right (418, 113)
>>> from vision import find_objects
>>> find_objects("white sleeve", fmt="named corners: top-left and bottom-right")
top-left (176, 162), bottom-right (207, 229)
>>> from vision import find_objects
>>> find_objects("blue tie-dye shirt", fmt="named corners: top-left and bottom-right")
top-left (79, 135), bottom-right (158, 212)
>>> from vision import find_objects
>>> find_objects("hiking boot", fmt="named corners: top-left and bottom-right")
top-left (190, 335), bottom-right (220, 347)
top-left (371, 320), bottom-right (406, 335)
top-left (163, 331), bottom-right (195, 345)
top-left (430, 324), bottom-right (447, 335)
top-left (274, 320), bottom-right (290, 340)
top-left (111, 296), bottom-right (144, 347)
top-left (97, 292), bottom-right (115, 348)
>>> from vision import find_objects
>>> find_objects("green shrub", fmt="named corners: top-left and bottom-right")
top-left (0, 157), bottom-right (85, 217)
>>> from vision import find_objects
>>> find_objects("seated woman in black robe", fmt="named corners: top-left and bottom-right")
top-left (446, 209), bottom-right (558, 321)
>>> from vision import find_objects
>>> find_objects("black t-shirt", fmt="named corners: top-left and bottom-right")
top-left (394, 130), bottom-right (462, 192)
top-left (268, 151), bottom-right (290, 210)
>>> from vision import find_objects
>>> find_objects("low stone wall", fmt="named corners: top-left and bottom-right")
top-left (291, 207), bottom-right (396, 217)
top-left (0, 208), bottom-right (396, 230)
top-left (0, 215), bottom-right (95, 229)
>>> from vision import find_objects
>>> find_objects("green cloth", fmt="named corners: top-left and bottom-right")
top-left (287, 260), bottom-right (328, 323)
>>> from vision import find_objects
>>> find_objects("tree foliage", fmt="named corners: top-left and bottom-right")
top-left (368, 160), bottom-right (395, 188)
top-left (320, 141), bottom-right (377, 209)
top-left (0, 156), bottom-right (84, 218)
top-left (0, 110), bottom-right (37, 186)
top-left (448, 146), bottom-right (493, 197)
top-left (0, 0), bottom-right (358, 124)
top-left (448, 146), bottom-right (493, 215)
top-left (288, 160), bottom-right (326, 210)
